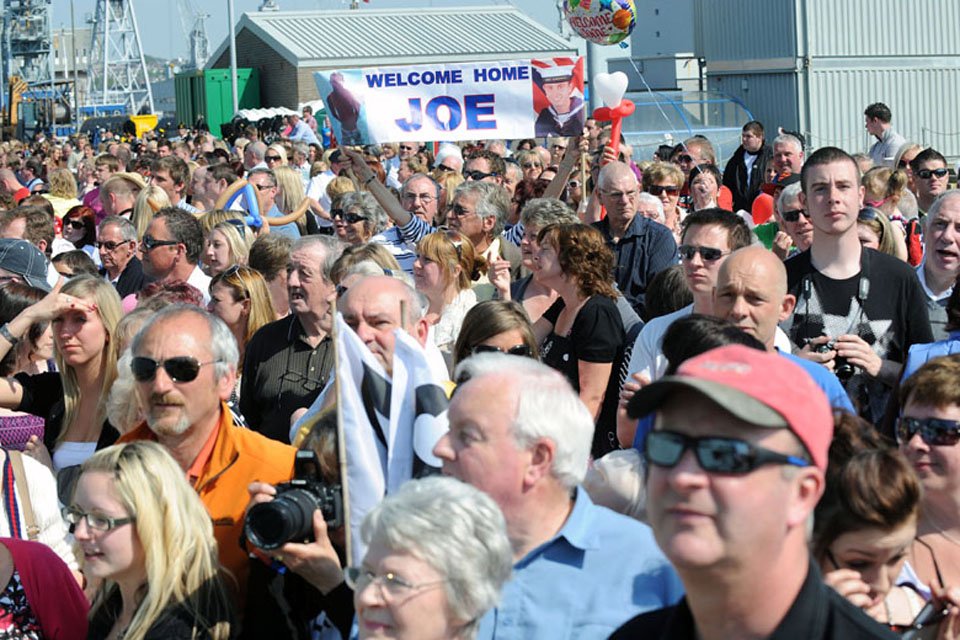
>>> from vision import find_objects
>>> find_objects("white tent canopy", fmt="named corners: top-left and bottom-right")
top-left (236, 99), bottom-right (324, 122)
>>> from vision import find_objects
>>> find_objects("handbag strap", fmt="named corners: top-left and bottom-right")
top-left (8, 452), bottom-right (38, 541)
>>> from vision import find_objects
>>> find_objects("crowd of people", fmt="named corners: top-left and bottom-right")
top-left (0, 98), bottom-right (956, 638)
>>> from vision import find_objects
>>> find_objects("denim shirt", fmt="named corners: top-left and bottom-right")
top-left (476, 488), bottom-right (684, 640)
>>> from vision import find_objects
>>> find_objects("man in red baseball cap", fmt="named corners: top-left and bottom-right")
top-left (612, 344), bottom-right (897, 639)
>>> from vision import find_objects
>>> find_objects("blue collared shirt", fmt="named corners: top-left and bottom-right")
top-left (288, 120), bottom-right (321, 146)
top-left (476, 489), bottom-right (684, 640)
top-left (901, 329), bottom-right (960, 383)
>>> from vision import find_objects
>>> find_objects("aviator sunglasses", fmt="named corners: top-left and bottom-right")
top-left (131, 356), bottom-right (223, 383)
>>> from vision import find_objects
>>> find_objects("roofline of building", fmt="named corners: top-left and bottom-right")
top-left (208, 6), bottom-right (576, 70)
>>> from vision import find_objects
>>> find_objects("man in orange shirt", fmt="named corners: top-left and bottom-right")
top-left (119, 304), bottom-right (296, 605)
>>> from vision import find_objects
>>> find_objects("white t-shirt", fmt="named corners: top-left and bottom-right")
top-left (625, 303), bottom-right (793, 385)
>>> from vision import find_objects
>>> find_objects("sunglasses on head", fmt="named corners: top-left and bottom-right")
top-left (896, 416), bottom-right (960, 446)
top-left (644, 430), bottom-right (811, 475)
top-left (678, 245), bottom-right (728, 261)
top-left (472, 343), bottom-right (532, 357)
top-left (463, 169), bottom-right (498, 181)
top-left (331, 209), bottom-right (366, 224)
top-left (781, 208), bottom-right (809, 223)
top-left (648, 185), bottom-right (679, 196)
top-left (917, 168), bottom-right (949, 180)
top-left (220, 264), bottom-right (251, 299)
top-left (858, 207), bottom-right (885, 222)
top-left (141, 234), bottom-right (178, 251)
top-left (130, 356), bottom-right (222, 383)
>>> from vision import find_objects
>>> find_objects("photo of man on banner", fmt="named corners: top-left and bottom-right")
top-left (532, 58), bottom-right (586, 137)
top-left (316, 70), bottom-right (370, 145)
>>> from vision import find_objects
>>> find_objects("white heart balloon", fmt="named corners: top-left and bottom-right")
top-left (594, 72), bottom-right (629, 109)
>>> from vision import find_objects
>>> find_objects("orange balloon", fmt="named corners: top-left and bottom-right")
top-left (752, 193), bottom-right (774, 226)
top-left (612, 9), bottom-right (633, 29)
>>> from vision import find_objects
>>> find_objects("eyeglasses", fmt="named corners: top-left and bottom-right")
top-left (648, 185), bottom-right (680, 196)
top-left (781, 208), bottom-right (810, 223)
top-left (603, 188), bottom-right (638, 201)
top-left (917, 168), bottom-right (949, 180)
top-left (448, 204), bottom-right (477, 219)
top-left (521, 162), bottom-right (541, 169)
top-left (140, 234), bottom-right (179, 251)
top-left (567, 179), bottom-right (581, 189)
top-left (402, 192), bottom-right (436, 204)
top-left (96, 240), bottom-right (126, 251)
top-left (61, 505), bottom-right (135, 533)
top-left (678, 245), bottom-right (729, 261)
top-left (463, 169), bottom-right (498, 181)
top-left (344, 567), bottom-right (445, 598)
top-left (896, 416), bottom-right (960, 446)
top-left (644, 430), bottom-right (811, 474)
top-left (331, 209), bottom-right (367, 224)
top-left (472, 343), bottom-right (532, 357)
top-left (130, 356), bottom-right (223, 383)
top-left (265, 155), bottom-right (282, 162)
top-left (65, 219), bottom-right (86, 230)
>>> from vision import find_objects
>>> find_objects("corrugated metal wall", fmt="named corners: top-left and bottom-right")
top-left (806, 67), bottom-right (960, 156)
top-left (699, 0), bottom-right (797, 62)
top-left (707, 73), bottom-right (801, 134)
top-left (697, 0), bottom-right (960, 157)
top-left (805, 0), bottom-right (960, 57)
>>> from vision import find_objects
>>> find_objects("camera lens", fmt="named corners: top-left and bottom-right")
top-left (244, 489), bottom-right (319, 550)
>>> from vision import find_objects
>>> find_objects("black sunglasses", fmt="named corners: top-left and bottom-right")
top-left (472, 343), bottom-right (532, 357)
top-left (220, 264), bottom-right (251, 299)
top-left (781, 208), bottom-right (810, 223)
top-left (65, 219), bottom-right (86, 229)
top-left (644, 430), bottom-right (811, 475)
top-left (917, 168), bottom-right (949, 179)
top-left (521, 162), bottom-right (541, 169)
top-left (896, 416), bottom-right (960, 446)
top-left (678, 154), bottom-right (696, 163)
top-left (463, 169), bottom-right (498, 181)
top-left (435, 164), bottom-right (457, 173)
top-left (130, 356), bottom-right (223, 383)
top-left (265, 155), bottom-right (282, 162)
top-left (96, 240), bottom-right (126, 251)
top-left (678, 245), bottom-right (728, 261)
top-left (648, 185), bottom-right (680, 196)
top-left (331, 209), bottom-right (366, 224)
top-left (141, 234), bottom-right (178, 251)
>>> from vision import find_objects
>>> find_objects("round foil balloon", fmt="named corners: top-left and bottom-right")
top-left (565, 0), bottom-right (638, 46)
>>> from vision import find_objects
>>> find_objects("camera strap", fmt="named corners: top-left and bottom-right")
top-left (801, 253), bottom-right (871, 341)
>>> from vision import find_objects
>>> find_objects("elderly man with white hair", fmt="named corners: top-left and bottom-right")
top-left (434, 144), bottom-right (464, 175)
top-left (434, 354), bottom-right (683, 640)
top-left (636, 191), bottom-right (665, 223)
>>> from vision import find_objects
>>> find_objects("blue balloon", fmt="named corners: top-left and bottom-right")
top-left (224, 182), bottom-right (263, 229)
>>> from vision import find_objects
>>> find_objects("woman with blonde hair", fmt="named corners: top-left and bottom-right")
top-left (72, 441), bottom-right (235, 639)
top-left (265, 143), bottom-right (287, 170)
top-left (130, 185), bottom-right (170, 240)
top-left (43, 167), bottom-right (81, 217)
top-left (273, 165), bottom-right (312, 235)
top-left (435, 171), bottom-right (464, 226)
top-left (515, 149), bottom-right (543, 181)
top-left (414, 230), bottom-right (486, 360)
top-left (203, 219), bottom-right (255, 276)
top-left (207, 265), bottom-right (275, 370)
top-left (0, 276), bottom-right (122, 500)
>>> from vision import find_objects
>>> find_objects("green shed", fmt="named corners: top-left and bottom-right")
top-left (175, 68), bottom-right (260, 138)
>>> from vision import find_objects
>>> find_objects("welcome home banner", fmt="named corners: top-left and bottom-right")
top-left (315, 57), bottom-right (585, 145)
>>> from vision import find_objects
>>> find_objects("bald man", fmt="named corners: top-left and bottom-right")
top-left (713, 245), bottom-right (854, 412)
top-left (592, 161), bottom-right (677, 316)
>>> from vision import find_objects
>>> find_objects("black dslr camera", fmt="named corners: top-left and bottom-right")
top-left (815, 340), bottom-right (855, 382)
top-left (244, 450), bottom-right (343, 550)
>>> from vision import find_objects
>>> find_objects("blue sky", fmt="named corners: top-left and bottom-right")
top-left (50, 0), bottom-right (563, 60)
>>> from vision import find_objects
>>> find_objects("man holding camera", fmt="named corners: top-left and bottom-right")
top-left (784, 147), bottom-right (931, 424)
top-left (118, 305), bottom-right (297, 607)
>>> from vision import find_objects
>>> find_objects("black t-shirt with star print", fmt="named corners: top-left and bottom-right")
top-left (783, 248), bottom-right (933, 424)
